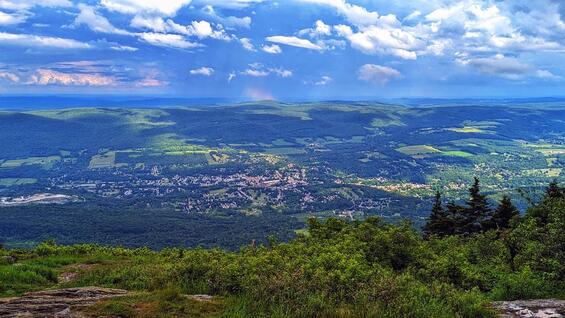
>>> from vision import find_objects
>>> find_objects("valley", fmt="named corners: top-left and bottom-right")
top-left (0, 101), bottom-right (564, 248)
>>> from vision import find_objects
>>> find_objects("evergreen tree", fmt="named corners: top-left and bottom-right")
top-left (423, 191), bottom-right (453, 237)
top-left (492, 195), bottom-right (519, 230)
top-left (546, 180), bottom-right (563, 199)
top-left (463, 177), bottom-right (492, 234)
top-left (447, 201), bottom-right (467, 235)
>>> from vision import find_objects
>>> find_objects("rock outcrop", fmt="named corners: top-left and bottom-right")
top-left (0, 287), bottom-right (128, 318)
top-left (493, 299), bottom-right (565, 318)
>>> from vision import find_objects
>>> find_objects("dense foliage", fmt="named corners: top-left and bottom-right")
top-left (1, 182), bottom-right (563, 317)
top-left (425, 178), bottom-right (521, 236)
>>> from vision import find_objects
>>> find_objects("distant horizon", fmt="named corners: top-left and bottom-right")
top-left (1, 95), bottom-right (565, 110)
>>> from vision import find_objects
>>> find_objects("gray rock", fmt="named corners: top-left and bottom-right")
top-left (493, 299), bottom-right (565, 318)
top-left (0, 287), bottom-right (128, 318)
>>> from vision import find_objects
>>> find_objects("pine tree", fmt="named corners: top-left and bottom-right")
top-left (463, 177), bottom-right (492, 234)
top-left (423, 191), bottom-right (453, 237)
top-left (447, 201), bottom-right (467, 235)
top-left (492, 195), bottom-right (519, 230)
top-left (547, 180), bottom-right (563, 199)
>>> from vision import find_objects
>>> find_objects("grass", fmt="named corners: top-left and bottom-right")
top-left (441, 150), bottom-right (474, 158)
top-left (0, 178), bottom-right (37, 186)
top-left (538, 149), bottom-right (565, 155)
top-left (89, 152), bottom-right (118, 169)
top-left (396, 145), bottom-right (441, 156)
top-left (271, 139), bottom-right (295, 146)
top-left (522, 142), bottom-right (565, 155)
top-left (371, 117), bottom-right (405, 128)
top-left (84, 291), bottom-right (227, 318)
top-left (206, 152), bottom-right (230, 165)
top-left (523, 168), bottom-right (562, 178)
top-left (0, 156), bottom-right (60, 169)
top-left (448, 127), bottom-right (485, 133)
top-left (0, 255), bottom-right (80, 297)
top-left (264, 147), bottom-right (307, 155)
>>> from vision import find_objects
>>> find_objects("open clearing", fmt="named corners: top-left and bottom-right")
top-left (89, 152), bottom-right (117, 169)
top-left (447, 127), bottom-right (485, 133)
top-left (523, 168), bottom-right (562, 178)
top-left (0, 178), bottom-right (37, 186)
top-left (396, 145), bottom-right (441, 156)
top-left (441, 150), bottom-right (474, 158)
top-left (264, 147), bottom-right (307, 155)
top-left (0, 156), bottom-right (60, 169)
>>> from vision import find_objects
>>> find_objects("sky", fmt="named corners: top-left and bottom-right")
top-left (0, 0), bottom-right (564, 100)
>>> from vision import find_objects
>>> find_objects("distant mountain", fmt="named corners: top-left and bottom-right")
top-left (0, 96), bottom-right (237, 110)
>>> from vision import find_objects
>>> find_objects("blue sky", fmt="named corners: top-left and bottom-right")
top-left (0, 0), bottom-right (564, 100)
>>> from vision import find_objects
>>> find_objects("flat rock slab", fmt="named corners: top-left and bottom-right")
top-left (493, 299), bottom-right (565, 318)
top-left (0, 287), bottom-right (128, 318)
top-left (186, 294), bottom-right (214, 302)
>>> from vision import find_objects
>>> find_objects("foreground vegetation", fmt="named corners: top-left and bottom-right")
top-left (1, 182), bottom-right (564, 317)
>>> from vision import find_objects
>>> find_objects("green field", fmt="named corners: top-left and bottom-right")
top-left (0, 156), bottom-right (60, 169)
top-left (0, 178), bottom-right (37, 186)
top-left (447, 126), bottom-right (486, 133)
top-left (89, 152), bottom-right (117, 169)
top-left (396, 145), bottom-right (441, 156)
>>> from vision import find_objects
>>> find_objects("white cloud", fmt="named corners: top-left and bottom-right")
top-left (240, 63), bottom-right (292, 78)
top-left (130, 15), bottom-right (168, 32)
top-left (74, 4), bottom-right (133, 36)
top-left (535, 69), bottom-right (561, 80)
top-left (0, 11), bottom-right (27, 25)
top-left (296, 0), bottom-right (564, 63)
top-left (203, 5), bottom-right (252, 28)
top-left (100, 0), bottom-right (192, 17)
top-left (299, 20), bottom-right (332, 37)
top-left (241, 69), bottom-right (269, 77)
top-left (185, 20), bottom-right (216, 38)
top-left (135, 69), bottom-right (168, 87)
top-left (193, 0), bottom-right (264, 9)
top-left (0, 71), bottom-right (19, 82)
top-left (136, 77), bottom-right (167, 87)
top-left (315, 75), bottom-right (332, 85)
top-left (0, 0), bottom-right (71, 11)
top-left (262, 44), bottom-right (281, 54)
top-left (314, 20), bottom-right (332, 36)
top-left (457, 54), bottom-right (529, 79)
top-left (227, 72), bottom-right (236, 82)
top-left (298, 0), bottom-right (379, 26)
top-left (240, 37), bottom-right (256, 51)
top-left (190, 66), bottom-right (214, 76)
top-left (131, 17), bottom-right (231, 40)
top-left (170, 19), bottom-right (231, 40)
top-left (110, 45), bottom-right (138, 51)
top-left (0, 32), bottom-right (91, 49)
top-left (266, 35), bottom-right (322, 50)
top-left (422, 1), bottom-right (564, 55)
top-left (334, 13), bottom-right (421, 60)
top-left (28, 69), bottom-right (116, 86)
top-left (404, 10), bottom-right (421, 21)
top-left (269, 67), bottom-right (292, 78)
top-left (138, 32), bottom-right (202, 48)
top-left (358, 64), bottom-right (402, 85)
top-left (457, 54), bottom-right (562, 80)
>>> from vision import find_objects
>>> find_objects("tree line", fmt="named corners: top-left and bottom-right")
top-left (424, 178), bottom-right (564, 237)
